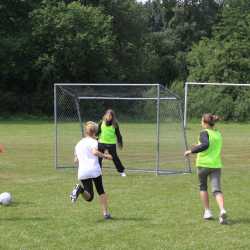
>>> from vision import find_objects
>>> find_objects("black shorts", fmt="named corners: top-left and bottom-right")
top-left (80, 175), bottom-right (105, 196)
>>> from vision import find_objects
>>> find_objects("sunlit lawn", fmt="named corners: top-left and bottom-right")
top-left (0, 121), bottom-right (250, 249)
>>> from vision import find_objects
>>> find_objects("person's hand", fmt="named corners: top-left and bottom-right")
top-left (118, 142), bottom-right (123, 150)
top-left (104, 153), bottom-right (112, 160)
top-left (184, 150), bottom-right (192, 157)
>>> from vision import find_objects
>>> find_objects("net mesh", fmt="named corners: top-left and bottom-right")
top-left (186, 84), bottom-right (250, 122)
top-left (55, 84), bottom-right (190, 174)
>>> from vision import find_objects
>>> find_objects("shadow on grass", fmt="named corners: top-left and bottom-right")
top-left (227, 218), bottom-right (250, 225)
top-left (96, 216), bottom-right (149, 223)
top-left (4, 201), bottom-right (35, 207)
top-left (1, 217), bottom-right (47, 222)
top-left (202, 217), bottom-right (250, 226)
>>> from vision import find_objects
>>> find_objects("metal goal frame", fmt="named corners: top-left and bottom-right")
top-left (184, 82), bottom-right (250, 128)
top-left (54, 83), bottom-right (191, 175)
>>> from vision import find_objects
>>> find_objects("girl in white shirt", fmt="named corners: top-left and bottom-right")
top-left (70, 121), bottom-right (112, 220)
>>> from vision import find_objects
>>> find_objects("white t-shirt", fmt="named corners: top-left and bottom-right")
top-left (74, 137), bottom-right (102, 180)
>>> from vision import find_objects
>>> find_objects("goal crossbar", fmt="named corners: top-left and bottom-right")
top-left (78, 97), bottom-right (177, 100)
top-left (186, 82), bottom-right (250, 87)
top-left (55, 83), bottom-right (160, 86)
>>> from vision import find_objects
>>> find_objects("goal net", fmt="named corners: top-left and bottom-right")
top-left (54, 83), bottom-right (191, 175)
top-left (184, 82), bottom-right (250, 127)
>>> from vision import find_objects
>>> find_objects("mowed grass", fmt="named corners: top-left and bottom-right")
top-left (0, 121), bottom-right (250, 250)
top-left (57, 122), bottom-right (187, 170)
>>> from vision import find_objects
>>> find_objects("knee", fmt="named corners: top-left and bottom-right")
top-left (85, 193), bottom-right (94, 202)
top-left (82, 191), bottom-right (94, 202)
top-left (86, 195), bottom-right (94, 202)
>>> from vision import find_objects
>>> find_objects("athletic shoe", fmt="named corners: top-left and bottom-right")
top-left (104, 213), bottom-right (112, 220)
top-left (70, 184), bottom-right (80, 203)
top-left (203, 209), bottom-right (213, 220)
top-left (120, 172), bottom-right (126, 177)
top-left (219, 209), bottom-right (227, 224)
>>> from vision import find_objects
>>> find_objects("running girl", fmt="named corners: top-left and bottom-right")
top-left (184, 113), bottom-right (227, 224)
top-left (97, 109), bottom-right (126, 177)
top-left (70, 121), bottom-right (113, 220)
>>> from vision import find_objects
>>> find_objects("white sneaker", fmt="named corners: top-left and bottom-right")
top-left (219, 209), bottom-right (227, 224)
top-left (120, 172), bottom-right (126, 177)
top-left (203, 209), bottom-right (213, 220)
top-left (70, 184), bottom-right (80, 203)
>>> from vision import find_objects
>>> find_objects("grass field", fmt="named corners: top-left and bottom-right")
top-left (0, 121), bottom-right (250, 250)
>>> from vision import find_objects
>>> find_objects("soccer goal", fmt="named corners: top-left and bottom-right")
top-left (54, 83), bottom-right (191, 175)
top-left (184, 82), bottom-right (250, 127)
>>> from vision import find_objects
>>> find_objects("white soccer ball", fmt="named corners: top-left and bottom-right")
top-left (0, 192), bottom-right (12, 205)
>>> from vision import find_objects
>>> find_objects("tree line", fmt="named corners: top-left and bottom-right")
top-left (0, 0), bottom-right (249, 120)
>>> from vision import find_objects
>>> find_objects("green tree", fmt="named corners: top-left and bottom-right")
top-left (31, 1), bottom-right (114, 82)
top-left (0, 0), bottom-right (42, 114)
top-left (144, 0), bottom-right (222, 85)
top-left (187, 0), bottom-right (250, 120)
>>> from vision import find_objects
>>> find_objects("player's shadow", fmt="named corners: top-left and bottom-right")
top-left (5, 201), bottom-right (35, 207)
top-left (1, 217), bottom-right (47, 222)
top-left (96, 216), bottom-right (149, 223)
top-left (227, 218), bottom-right (250, 225)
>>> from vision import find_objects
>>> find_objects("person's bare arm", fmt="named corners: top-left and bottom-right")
top-left (92, 148), bottom-right (112, 160)
top-left (74, 155), bottom-right (79, 164)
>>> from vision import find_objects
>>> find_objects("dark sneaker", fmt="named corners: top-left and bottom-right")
top-left (70, 184), bottom-right (80, 203)
top-left (104, 213), bottom-right (112, 220)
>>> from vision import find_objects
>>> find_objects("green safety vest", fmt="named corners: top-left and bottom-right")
top-left (196, 129), bottom-right (223, 168)
top-left (99, 122), bottom-right (117, 144)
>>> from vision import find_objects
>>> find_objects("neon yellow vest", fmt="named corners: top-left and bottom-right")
top-left (99, 122), bottom-right (116, 144)
top-left (196, 129), bottom-right (223, 168)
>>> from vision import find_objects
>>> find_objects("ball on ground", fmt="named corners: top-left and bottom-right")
top-left (0, 192), bottom-right (12, 205)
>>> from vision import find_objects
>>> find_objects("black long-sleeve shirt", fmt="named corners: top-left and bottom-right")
top-left (191, 130), bottom-right (209, 154)
top-left (96, 121), bottom-right (123, 147)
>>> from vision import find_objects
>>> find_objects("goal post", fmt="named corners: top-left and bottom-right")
top-left (184, 82), bottom-right (250, 128)
top-left (54, 83), bottom-right (191, 175)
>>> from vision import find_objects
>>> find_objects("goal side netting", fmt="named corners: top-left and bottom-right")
top-left (54, 83), bottom-right (191, 175)
top-left (184, 82), bottom-right (250, 127)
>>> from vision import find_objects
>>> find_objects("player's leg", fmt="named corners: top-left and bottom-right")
top-left (210, 169), bottom-right (227, 224)
top-left (80, 179), bottom-right (94, 202)
top-left (93, 175), bottom-right (111, 219)
top-left (108, 144), bottom-right (126, 176)
top-left (98, 143), bottom-right (105, 168)
top-left (198, 167), bottom-right (212, 219)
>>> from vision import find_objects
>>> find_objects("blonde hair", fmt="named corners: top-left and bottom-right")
top-left (84, 121), bottom-right (98, 137)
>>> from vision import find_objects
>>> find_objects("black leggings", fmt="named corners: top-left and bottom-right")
top-left (98, 143), bottom-right (125, 173)
top-left (79, 175), bottom-right (105, 202)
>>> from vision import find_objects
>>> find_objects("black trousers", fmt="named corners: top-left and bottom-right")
top-left (78, 175), bottom-right (105, 202)
top-left (98, 143), bottom-right (125, 173)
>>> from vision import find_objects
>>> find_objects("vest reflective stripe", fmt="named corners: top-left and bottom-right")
top-left (99, 122), bottom-right (116, 144)
top-left (196, 129), bottom-right (223, 168)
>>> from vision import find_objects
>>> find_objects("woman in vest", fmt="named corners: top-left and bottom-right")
top-left (97, 109), bottom-right (126, 177)
top-left (184, 113), bottom-right (227, 224)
